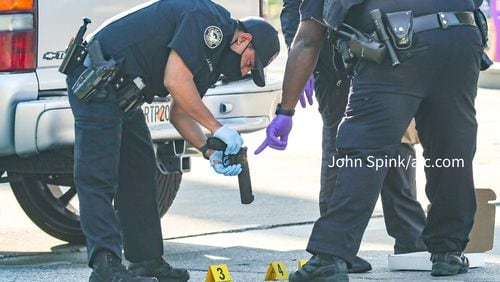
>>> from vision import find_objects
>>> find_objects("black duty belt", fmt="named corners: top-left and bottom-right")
top-left (413, 11), bottom-right (476, 33)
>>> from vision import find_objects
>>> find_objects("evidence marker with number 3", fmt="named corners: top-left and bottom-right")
top-left (206, 264), bottom-right (232, 282)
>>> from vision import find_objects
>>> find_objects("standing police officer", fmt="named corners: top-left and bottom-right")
top-left (275, 0), bottom-right (427, 273)
top-left (259, 0), bottom-right (482, 280)
top-left (65, 0), bottom-right (280, 281)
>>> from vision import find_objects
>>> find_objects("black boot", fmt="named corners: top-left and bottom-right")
top-left (348, 256), bottom-right (372, 273)
top-left (431, 252), bottom-right (469, 277)
top-left (289, 254), bottom-right (349, 282)
top-left (89, 251), bottom-right (158, 282)
top-left (129, 257), bottom-right (189, 282)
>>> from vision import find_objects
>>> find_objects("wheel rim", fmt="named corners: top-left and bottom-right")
top-left (40, 174), bottom-right (80, 221)
top-left (9, 173), bottom-right (85, 244)
top-left (46, 184), bottom-right (80, 216)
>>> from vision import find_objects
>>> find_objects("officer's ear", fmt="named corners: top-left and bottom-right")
top-left (236, 32), bottom-right (253, 45)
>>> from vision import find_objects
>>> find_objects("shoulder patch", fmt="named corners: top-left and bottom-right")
top-left (204, 26), bottom-right (223, 49)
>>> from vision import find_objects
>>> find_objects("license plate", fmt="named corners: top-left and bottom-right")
top-left (142, 101), bottom-right (171, 125)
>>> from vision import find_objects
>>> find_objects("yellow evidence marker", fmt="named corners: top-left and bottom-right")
top-left (298, 259), bottom-right (308, 269)
top-left (264, 261), bottom-right (289, 280)
top-left (205, 264), bottom-right (232, 282)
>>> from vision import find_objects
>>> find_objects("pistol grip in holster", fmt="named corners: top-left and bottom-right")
top-left (71, 57), bottom-right (117, 102)
top-left (331, 23), bottom-right (387, 73)
top-left (71, 40), bottom-right (119, 102)
top-left (347, 35), bottom-right (387, 64)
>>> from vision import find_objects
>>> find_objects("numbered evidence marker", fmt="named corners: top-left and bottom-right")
top-left (264, 261), bottom-right (289, 281)
top-left (206, 264), bottom-right (232, 282)
top-left (298, 259), bottom-right (308, 269)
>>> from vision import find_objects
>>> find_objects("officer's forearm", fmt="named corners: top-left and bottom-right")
top-left (165, 50), bottom-right (222, 133)
top-left (170, 101), bottom-right (207, 150)
top-left (169, 85), bottom-right (220, 133)
top-left (281, 20), bottom-right (325, 111)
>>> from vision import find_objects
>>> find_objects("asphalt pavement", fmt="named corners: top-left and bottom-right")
top-left (0, 182), bottom-right (499, 282)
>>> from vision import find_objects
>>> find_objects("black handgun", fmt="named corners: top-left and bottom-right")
top-left (332, 23), bottom-right (387, 65)
top-left (71, 41), bottom-right (117, 101)
top-left (370, 9), bottom-right (400, 66)
top-left (207, 137), bottom-right (254, 204)
top-left (59, 18), bottom-right (91, 75)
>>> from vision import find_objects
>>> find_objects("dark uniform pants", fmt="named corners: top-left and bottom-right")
top-left (68, 68), bottom-right (163, 265)
top-left (314, 46), bottom-right (426, 255)
top-left (307, 26), bottom-right (481, 264)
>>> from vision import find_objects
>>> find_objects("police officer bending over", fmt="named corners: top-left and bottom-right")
top-left (258, 0), bottom-right (483, 280)
top-left (63, 0), bottom-right (279, 281)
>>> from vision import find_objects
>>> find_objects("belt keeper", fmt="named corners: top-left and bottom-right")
top-left (438, 12), bottom-right (449, 29)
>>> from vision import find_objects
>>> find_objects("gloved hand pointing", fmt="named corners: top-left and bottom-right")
top-left (209, 150), bottom-right (242, 176)
top-left (213, 125), bottom-right (243, 155)
top-left (299, 75), bottom-right (315, 108)
top-left (254, 114), bottom-right (293, 154)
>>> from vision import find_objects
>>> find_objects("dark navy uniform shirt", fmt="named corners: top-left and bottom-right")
top-left (280, 0), bottom-right (324, 48)
top-left (299, 0), bottom-right (338, 77)
top-left (323, 0), bottom-right (364, 28)
top-left (300, 0), bottom-right (324, 22)
top-left (280, 0), bottom-right (300, 48)
top-left (91, 0), bottom-right (236, 102)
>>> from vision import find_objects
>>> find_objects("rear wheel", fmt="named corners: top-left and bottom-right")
top-left (9, 173), bottom-right (85, 244)
top-left (6, 153), bottom-right (182, 244)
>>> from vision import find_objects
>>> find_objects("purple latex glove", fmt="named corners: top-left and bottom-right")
top-left (254, 114), bottom-right (293, 154)
top-left (299, 75), bottom-right (315, 108)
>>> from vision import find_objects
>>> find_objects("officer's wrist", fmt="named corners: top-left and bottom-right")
top-left (275, 103), bottom-right (295, 116)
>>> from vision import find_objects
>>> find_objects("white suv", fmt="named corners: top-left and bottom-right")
top-left (0, 0), bottom-right (280, 244)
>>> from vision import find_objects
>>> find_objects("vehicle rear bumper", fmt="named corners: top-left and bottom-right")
top-left (14, 78), bottom-right (281, 156)
top-left (0, 73), bottom-right (39, 156)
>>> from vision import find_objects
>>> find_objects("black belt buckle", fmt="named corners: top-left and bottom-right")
top-left (438, 12), bottom-right (449, 29)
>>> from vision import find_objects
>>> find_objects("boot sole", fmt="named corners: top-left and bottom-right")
top-left (348, 265), bottom-right (372, 273)
top-left (431, 262), bottom-right (469, 277)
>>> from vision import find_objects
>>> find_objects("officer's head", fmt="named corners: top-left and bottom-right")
top-left (219, 17), bottom-right (280, 87)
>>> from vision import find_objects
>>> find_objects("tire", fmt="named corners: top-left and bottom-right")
top-left (9, 172), bottom-right (85, 244)
top-left (156, 171), bottom-right (183, 216)
top-left (8, 164), bottom-right (182, 244)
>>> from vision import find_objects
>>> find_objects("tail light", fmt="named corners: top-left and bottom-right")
top-left (0, 0), bottom-right (37, 72)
